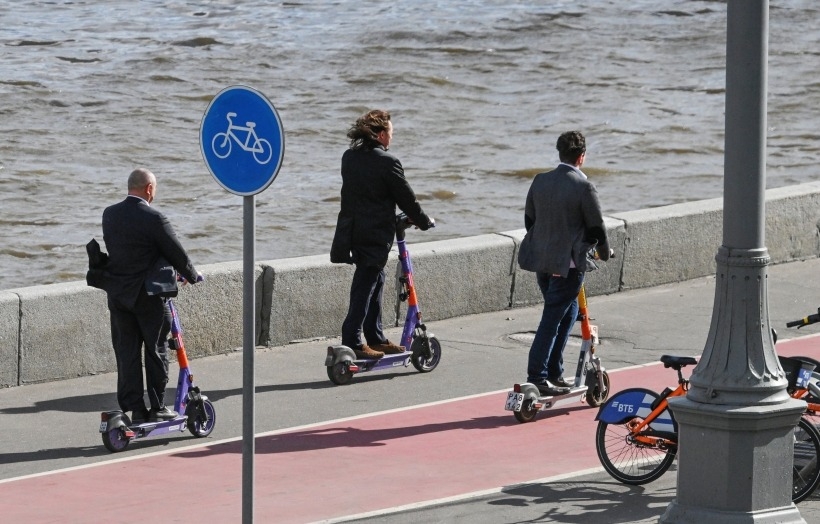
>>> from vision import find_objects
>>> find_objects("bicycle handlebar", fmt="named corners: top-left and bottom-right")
top-left (786, 309), bottom-right (820, 328)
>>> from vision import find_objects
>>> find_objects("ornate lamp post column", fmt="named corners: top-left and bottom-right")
top-left (660, 1), bottom-right (807, 522)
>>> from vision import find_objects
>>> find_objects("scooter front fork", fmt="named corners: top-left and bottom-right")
top-left (412, 325), bottom-right (432, 359)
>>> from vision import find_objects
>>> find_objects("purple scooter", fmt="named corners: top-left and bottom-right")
top-left (99, 277), bottom-right (215, 452)
top-left (325, 214), bottom-right (440, 385)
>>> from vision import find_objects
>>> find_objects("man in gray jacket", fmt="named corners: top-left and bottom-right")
top-left (517, 131), bottom-right (610, 395)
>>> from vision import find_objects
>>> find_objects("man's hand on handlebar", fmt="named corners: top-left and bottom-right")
top-left (402, 215), bottom-right (435, 229)
top-left (179, 272), bottom-right (204, 286)
top-left (593, 248), bottom-right (615, 260)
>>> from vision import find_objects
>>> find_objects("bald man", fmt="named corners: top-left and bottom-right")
top-left (102, 168), bottom-right (200, 423)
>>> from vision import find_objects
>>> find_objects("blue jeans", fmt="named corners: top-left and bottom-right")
top-left (527, 269), bottom-right (584, 383)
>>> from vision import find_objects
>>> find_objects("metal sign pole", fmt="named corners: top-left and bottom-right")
top-left (200, 85), bottom-right (283, 524)
top-left (243, 195), bottom-right (255, 524)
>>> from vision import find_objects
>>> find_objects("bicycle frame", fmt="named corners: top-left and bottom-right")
top-left (623, 383), bottom-right (686, 449)
top-left (596, 355), bottom-right (696, 448)
top-left (597, 351), bottom-right (820, 499)
top-left (221, 112), bottom-right (265, 154)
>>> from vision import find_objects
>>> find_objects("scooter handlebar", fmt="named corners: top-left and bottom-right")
top-left (396, 214), bottom-right (435, 230)
top-left (593, 248), bottom-right (615, 260)
top-left (177, 273), bottom-right (205, 284)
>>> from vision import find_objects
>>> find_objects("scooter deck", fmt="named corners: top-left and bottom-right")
top-left (504, 383), bottom-right (589, 413)
top-left (531, 386), bottom-right (589, 410)
top-left (352, 351), bottom-right (413, 372)
top-left (125, 416), bottom-right (189, 440)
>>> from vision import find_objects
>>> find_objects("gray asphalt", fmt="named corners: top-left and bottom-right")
top-left (2, 257), bottom-right (820, 522)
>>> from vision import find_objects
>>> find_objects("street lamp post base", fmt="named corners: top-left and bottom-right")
top-left (659, 396), bottom-right (807, 524)
top-left (661, 502), bottom-right (804, 524)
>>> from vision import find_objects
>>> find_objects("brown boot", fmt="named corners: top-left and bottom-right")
top-left (371, 340), bottom-right (406, 355)
top-left (354, 344), bottom-right (384, 359)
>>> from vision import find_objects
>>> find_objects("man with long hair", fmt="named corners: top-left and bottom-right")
top-left (331, 109), bottom-right (434, 359)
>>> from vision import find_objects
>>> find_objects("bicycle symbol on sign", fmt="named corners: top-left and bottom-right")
top-left (211, 112), bottom-right (273, 165)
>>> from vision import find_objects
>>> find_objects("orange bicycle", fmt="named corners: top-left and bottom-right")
top-left (594, 354), bottom-right (820, 503)
top-left (785, 311), bottom-right (820, 429)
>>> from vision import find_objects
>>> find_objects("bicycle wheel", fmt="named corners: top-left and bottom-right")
top-left (253, 138), bottom-right (273, 164)
top-left (595, 390), bottom-right (677, 485)
top-left (793, 416), bottom-right (820, 503)
top-left (212, 133), bottom-right (231, 159)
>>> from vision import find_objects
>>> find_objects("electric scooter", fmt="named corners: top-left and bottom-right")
top-left (99, 277), bottom-right (216, 452)
top-left (325, 214), bottom-right (440, 385)
top-left (504, 283), bottom-right (611, 422)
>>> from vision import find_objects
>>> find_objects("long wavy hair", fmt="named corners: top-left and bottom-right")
top-left (347, 109), bottom-right (391, 150)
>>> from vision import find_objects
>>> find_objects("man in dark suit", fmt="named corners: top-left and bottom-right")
top-left (517, 131), bottom-right (611, 395)
top-left (102, 168), bottom-right (200, 423)
top-left (331, 109), bottom-right (434, 359)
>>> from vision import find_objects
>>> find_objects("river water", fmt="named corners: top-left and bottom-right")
top-left (1, 1), bottom-right (818, 291)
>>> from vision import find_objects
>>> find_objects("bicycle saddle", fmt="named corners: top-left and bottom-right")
top-left (661, 355), bottom-right (698, 369)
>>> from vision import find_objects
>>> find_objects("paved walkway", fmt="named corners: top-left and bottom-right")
top-left (3, 258), bottom-right (820, 522)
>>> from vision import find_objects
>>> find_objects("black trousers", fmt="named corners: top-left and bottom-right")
top-left (341, 264), bottom-right (389, 349)
top-left (108, 291), bottom-right (172, 412)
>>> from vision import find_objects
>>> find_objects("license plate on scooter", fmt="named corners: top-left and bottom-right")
top-left (99, 421), bottom-right (108, 432)
top-left (505, 391), bottom-right (524, 411)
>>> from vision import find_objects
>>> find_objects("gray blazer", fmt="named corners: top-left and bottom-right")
top-left (517, 164), bottom-right (610, 276)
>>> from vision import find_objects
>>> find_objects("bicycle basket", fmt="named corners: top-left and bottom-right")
top-left (779, 356), bottom-right (816, 392)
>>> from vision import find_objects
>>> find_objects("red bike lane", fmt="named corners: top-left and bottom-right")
top-left (3, 337), bottom-right (818, 523)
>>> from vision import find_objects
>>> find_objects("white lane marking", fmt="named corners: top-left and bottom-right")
top-left (309, 466), bottom-right (609, 523)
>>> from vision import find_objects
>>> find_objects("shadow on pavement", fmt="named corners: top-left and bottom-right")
top-left (490, 479), bottom-right (676, 523)
top-left (173, 413), bottom-right (514, 459)
top-left (0, 369), bottom-right (434, 416)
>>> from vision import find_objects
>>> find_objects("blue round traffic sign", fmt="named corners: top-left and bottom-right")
top-left (200, 85), bottom-right (284, 196)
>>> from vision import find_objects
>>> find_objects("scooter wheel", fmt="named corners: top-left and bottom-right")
top-left (585, 370), bottom-right (611, 407)
top-left (327, 362), bottom-right (354, 385)
top-left (102, 427), bottom-right (130, 453)
top-left (411, 336), bottom-right (441, 373)
top-left (187, 398), bottom-right (216, 438)
top-left (514, 398), bottom-right (539, 423)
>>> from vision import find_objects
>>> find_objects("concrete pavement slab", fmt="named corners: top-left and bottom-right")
top-left (3, 257), bottom-right (820, 522)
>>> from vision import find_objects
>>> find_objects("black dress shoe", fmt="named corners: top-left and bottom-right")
top-left (149, 406), bottom-right (178, 421)
top-left (130, 408), bottom-right (150, 424)
top-left (534, 380), bottom-right (570, 396)
top-left (549, 376), bottom-right (574, 388)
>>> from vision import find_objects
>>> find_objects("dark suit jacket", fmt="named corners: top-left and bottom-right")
top-left (518, 164), bottom-right (610, 276)
top-left (335, 146), bottom-right (431, 268)
top-left (102, 196), bottom-right (198, 308)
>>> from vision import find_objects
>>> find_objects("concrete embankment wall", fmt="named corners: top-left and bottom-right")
top-left (3, 182), bottom-right (820, 388)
